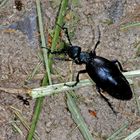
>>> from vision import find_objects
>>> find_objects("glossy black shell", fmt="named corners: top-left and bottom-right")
top-left (86, 55), bottom-right (132, 100)
top-left (49, 26), bottom-right (133, 102)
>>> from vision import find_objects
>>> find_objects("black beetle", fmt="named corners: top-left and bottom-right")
top-left (46, 25), bottom-right (133, 113)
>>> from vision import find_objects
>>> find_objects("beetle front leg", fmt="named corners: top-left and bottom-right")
top-left (54, 57), bottom-right (72, 61)
top-left (56, 23), bottom-right (72, 46)
top-left (41, 47), bottom-right (67, 55)
top-left (64, 69), bottom-right (87, 87)
top-left (111, 60), bottom-right (127, 72)
top-left (96, 86), bottom-right (117, 115)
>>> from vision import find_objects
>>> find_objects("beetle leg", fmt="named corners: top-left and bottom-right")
top-left (41, 47), bottom-right (67, 55)
top-left (54, 57), bottom-right (72, 61)
top-left (64, 69), bottom-right (87, 87)
top-left (41, 47), bottom-right (71, 61)
top-left (56, 23), bottom-right (72, 46)
top-left (96, 86), bottom-right (117, 115)
top-left (112, 60), bottom-right (127, 72)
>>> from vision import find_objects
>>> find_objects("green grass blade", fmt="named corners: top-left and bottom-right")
top-left (107, 122), bottom-right (129, 140)
top-left (123, 127), bottom-right (140, 140)
top-left (67, 93), bottom-right (94, 140)
top-left (27, 0), bottom-right (68, 139)
top-left (123, 70), bottom-right (140, 78)
top-left (120, 22), bottom-right (140, 30)
top-left (27, 96), bottom-right (45, 140)
top-left (35, 0), bottom-right (52, 84)
top-left (30, 79), bottom-right (93, 98)
top-left (26, 61), bottom-right (42, 82)
top-left (30, 70), bottom-right (140, 98)
top-left (0, 0), bottom-right (9, 7)
top-left (49, 0), bottom-right (68, 68)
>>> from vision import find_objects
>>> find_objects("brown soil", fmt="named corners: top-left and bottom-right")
top-left (0, 0), bottom-right (140, 140)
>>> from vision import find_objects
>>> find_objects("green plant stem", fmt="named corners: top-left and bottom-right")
top-left (49, 0), bottom-right (68, 68)
top-left (29, 69), bottom-right (140, 98)
top-left (36, 0), bottom-right (52, 84)
top-left (0, 0), bottom-right (9, 7)
top-left (27, 0), bottom-right (68, 139)
top-left (27, 96), bottom-right (45, 140)
top-left (67, 93), bottom-right (94, 140)
top-left (27, 0), bottom-right (50, 139)
top-left (120, 22), bottom-right (140, 30)
top-left (107, 122), bottom-right (128, 140)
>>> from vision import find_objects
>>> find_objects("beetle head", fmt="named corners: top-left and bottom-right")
top-left (67, 46), bottom-right (81, 60)
top-left (67, 46), bottom-right (90, 64)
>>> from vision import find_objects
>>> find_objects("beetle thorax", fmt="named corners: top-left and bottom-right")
top-left (73, 52), bottom-right (90, 64)
top-left (78, 52), bottom-right (90, 64)
top-left (67, 46), bottom-right (91, 64)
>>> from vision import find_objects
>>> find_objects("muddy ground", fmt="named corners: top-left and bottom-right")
top-left (0, 0), bottom-right (140, 140)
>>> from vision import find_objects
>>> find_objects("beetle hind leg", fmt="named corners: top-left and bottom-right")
top-left (96, 86), bottom-right (117, 115)
top-left (112, 60), bottom-right (127, 72)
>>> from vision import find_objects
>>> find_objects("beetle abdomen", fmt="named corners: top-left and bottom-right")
top-left (102, 75), bottom-right (132, 100)
top-left (86, 56), bottom-right (132, 100)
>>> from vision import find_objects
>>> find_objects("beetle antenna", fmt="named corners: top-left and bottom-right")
top-left (92, 25), bottom-right (101, 54)
top-left (56, 23), bottom-right (72, 46)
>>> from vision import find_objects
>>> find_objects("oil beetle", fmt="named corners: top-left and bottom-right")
top-left (46, 24), bottom-right (133, 114)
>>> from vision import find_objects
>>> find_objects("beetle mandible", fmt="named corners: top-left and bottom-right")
top-left (46, 24), bottom-right (133, 114)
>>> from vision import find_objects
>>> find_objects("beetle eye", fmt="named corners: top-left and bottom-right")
top-left (68, 46), bottom-right (81, 59)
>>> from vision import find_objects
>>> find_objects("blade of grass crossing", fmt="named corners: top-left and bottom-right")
top-left (27, 0), bottom-right (68, 139)
top-left (67, 93), bottom-right (94, 140)
top-left (49, 0), bottom-right (69, 68)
